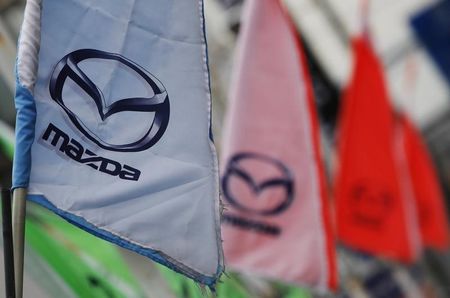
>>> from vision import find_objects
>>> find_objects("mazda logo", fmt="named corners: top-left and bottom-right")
top-left (349, 181), bottom-right (393, 227)
top-left (49, 49), bottom-right (170, 152)
top-left (222, 152), bottom-right (295, 216)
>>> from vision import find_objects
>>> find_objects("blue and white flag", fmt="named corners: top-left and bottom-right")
top-left (13, 0), bottom-right (223, 287)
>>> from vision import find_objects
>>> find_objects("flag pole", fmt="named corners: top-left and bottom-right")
top-left (2, 188), bottom-right (16, 298)
top-left (12, 187), bottom-right (27, 298)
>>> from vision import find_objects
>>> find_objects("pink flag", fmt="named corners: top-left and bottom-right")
top-left (221, 0), bottom-right (337, 290)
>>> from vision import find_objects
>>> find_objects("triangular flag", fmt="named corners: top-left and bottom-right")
top-left (397, 114), bottom-right (449, 251)
top-left (13, 0), bottom-right (223, 287)
top-left (334, 38), bottom-right (421, 262)
top-left (221, 0), bottom-right (337, 291)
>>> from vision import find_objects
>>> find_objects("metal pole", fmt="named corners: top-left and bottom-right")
top-left (12, 188), bottom-right (27, 298)
top-left (2, 188), bottom-right (15, 298)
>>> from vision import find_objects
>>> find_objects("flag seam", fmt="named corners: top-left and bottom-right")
top-left (198, 0), bottom-right (225, 286)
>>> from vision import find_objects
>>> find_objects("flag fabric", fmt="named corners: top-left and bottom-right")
top-left (397, 114), bottom-right (449, 251)
top-left (13, 0), bottom-right (223, 287)
top-left (221, 0), bottom-right (337, 291)
top-left (334, 38), bottom-right (421, 262)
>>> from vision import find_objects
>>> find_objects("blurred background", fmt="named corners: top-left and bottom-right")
top-left (1, 0), bottom-right (450, 297)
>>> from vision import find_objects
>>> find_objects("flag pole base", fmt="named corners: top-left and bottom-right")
top-left (2, 188), bottom-right (16, 298)
top-left (12, 188), bottom-right (27, 298)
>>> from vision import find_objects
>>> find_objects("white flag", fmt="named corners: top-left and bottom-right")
top-left (13, 0), bottom-right (223, 287)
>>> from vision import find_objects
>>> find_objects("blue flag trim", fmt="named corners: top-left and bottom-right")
top-left (12, 76), bottom-right (36, 190)
top-left (28, 194), bottom-right (221, 287)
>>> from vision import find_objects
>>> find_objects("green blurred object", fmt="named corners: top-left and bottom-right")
top-left (0, 120), bottom-right (14, 160)
top-left (272, 281), bottom-right (312, 298)
top-left (158, 265), bottom-right (251, 298)
top-left (282, 287), bottom-right (312, 298)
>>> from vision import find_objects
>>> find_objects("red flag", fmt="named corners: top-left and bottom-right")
top-left (397, 114), bottom-right (450, 251)
top-left (221, 0), bottom-right (337, 290)
top-left (334, 38), bottom-right (421, 262)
